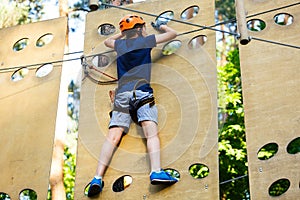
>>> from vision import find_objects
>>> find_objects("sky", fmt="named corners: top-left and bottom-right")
top-left (41, 0), bottom-right (86, 150)
top-left (42, 0), bottom-right (85, 82)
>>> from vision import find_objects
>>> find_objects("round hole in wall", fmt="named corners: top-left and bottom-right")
top-left (36, 63), bottom-right (53, 78)
top-left (98, 23), bottom-right (116, 36)
top-left (274, 13), bottom-right (293, 26)
top-left (268, 178), bottom-right (290, 197)
top-left (188, 35), bottom-right (207, 48)
top-left (11, 67), bottom-right (29, 82)
top-left (164, 168), bottom-right (181, 180)
top-left (181, 5), bottom-right (199, 20)
top-left (247, 19), bottom-right (266, 32)
top-left (162, 40), bottom-right (182, 55)
top-left (257, 142), bottom-right (278, 160)
top-left (155, 11), bottom-right (174, 24)
top-left (92, 55), bottom-right (110, 68)
top-left (112, 175), bottom-right (133, 192)
top-left (0, 192), bottom-right (10, 200)
top-left (84, 180), bottom-right (105, 196)
top-left (13, 38), bottom-right (29, 51)
top-left (287, 137), bottom-right (300, 154)
top-left (36, 33), bottom-right (54, 47)
top-left (19, 189), bottom-right (37, 200)
top-left (189, 163), bottom-right (210, 179)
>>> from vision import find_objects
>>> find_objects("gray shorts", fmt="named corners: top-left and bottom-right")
top-left (109, 90), bottom-right (158, 132)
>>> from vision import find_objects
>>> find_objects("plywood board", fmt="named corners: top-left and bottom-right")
top-left (240, 0), bottom-right (300, 199)
top-left (0, 17), bottom-right (67, 199)
top-left (75, 0), bottom-right (218, 199)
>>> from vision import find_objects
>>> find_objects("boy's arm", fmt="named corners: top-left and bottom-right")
top-left (104, 32), bottom-right (124, 49)
top-left (154, 25), bottom-right (177, 44)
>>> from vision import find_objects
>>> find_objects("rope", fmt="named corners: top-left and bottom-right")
top-left (247, 2), bottom-right (300, 19)
top-left (219, 174), bottom-right (248, 185)
top-left (100, 2), bottom-right (238, 36)
top-left (251, 37), bottom-right (300, 49)
top-left (0, 57), bottom-right (80, 73)
top-left (99, 1), bottom-right (300, 49)
top-left (178, 1), bottom-right (300, 37)
top-left (0, 50), bottom-right (114, 73)
top-left (63, 50), bottom-right (83, 55)
top-left (81, 55), bottom-right (118, 85)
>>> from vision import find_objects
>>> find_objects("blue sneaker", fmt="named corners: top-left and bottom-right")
top-left (87, 177), bottom-right (104, 197)
top-left (150, 170), bottom-right (178, 185)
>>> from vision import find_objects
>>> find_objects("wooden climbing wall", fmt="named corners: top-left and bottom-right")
top-left (240, 0), bottom-right (300, 199)
top-left (0, 17), bottom-right (67, 199)
top-left (75, 0), bottom-right (219, 199)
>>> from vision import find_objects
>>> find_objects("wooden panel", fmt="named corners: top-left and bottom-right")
top-left (240, 0), bottom-right (300, 199)
top-left (0, 17), bottom-right (67, 199)
top-left (75, 0), bottom-right (218, 199)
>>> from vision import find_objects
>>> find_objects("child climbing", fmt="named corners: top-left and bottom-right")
top-left (87, 14), bottom-right (178, 197)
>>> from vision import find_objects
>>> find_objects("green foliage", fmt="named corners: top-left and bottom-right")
top-left (68, 80), bottom-right (80, 121)
top-left (164, 169), bottom-right (180, 180)
top-left (287, 137), bottom-right (300, 154)
top-left (64, 147), bottom-right (76, 200)
top-left (247, 20), bottom-right (266, 32)
top-left (257, 143), bottom-right (278, 160)
top-left (0, 0), bottom-right (29, 28)
top-left (215, 0), bottom-right (236, 21)
top-left (268, 179), bottom-right (290, 197)
top-left (0, 0), bottom-right (44, 28)
top-left (218, 48), bottom-right (250, 199)
top-left (20, 189), bottom-right (37, 200)
top-left (0, 193), bottom-right (10, 200)
top-left (189, 164), bottom-right (209, 179)
top-left (64, 80), bottom-right (80, 200)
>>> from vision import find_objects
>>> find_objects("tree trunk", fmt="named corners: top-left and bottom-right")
top-left (59, 0), bottom-right (69, 49)
top-left (50, 139), bottom-right (66, 200)
top-left (218, 13), bottom-right (227, 67)
top-left (49, 0), bottom-right (69, 199)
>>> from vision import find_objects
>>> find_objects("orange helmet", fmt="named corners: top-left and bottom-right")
top-left (119, 15), bottom-right (145, 32)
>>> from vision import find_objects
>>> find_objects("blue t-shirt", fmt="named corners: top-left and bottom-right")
top-left (114, 34), bottom-right (156, 94)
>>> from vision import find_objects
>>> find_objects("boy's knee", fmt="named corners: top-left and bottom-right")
top-left (107, 127), bottom-right (124, 145)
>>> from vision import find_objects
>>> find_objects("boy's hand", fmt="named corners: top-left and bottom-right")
top-left (151, 20), bottom-right (168, 32)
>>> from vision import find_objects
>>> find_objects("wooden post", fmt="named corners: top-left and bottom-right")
top-left (89, 0), bottom-right (99, 11)
top-left (235, 0), bottom-right (250, 45)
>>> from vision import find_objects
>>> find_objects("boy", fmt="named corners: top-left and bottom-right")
top-left (87, 14), bottom-right (178, 197)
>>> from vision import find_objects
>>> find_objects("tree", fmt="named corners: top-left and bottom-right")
top-left (0, 0), bottom-right (43, 28)
top-left (48, 0), bottom-right (70, 198)
top-left (215, 0), bottom-right (237, 66)
top-left (218, 49), bottom-right (249, 199)
top-left (214, 2), bottom-right (250, 199)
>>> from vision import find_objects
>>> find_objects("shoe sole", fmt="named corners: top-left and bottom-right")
top-left (151, 179), bottom-right (177, 185)
top-left (87, 181), bottom-right (104, 197)
top-left (87, 185), bottom-right (101, 197)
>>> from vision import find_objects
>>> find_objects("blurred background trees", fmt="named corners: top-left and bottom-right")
top-left (0, 0), bottom-right (252, 199)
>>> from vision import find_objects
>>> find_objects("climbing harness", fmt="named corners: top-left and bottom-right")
top-left (112, 79), bottom-right (155, 125)
top-left (128, 92), bottom-right (155, 125)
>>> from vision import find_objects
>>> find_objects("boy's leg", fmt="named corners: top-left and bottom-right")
top-left (88, 126), bottom-right (124, 197)
top-left (140, 120), bottom-right (161, 172)
top-left (141, 120), bottom-right (178, 185)
top-left (95, 127), bottom-right (124, 177)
